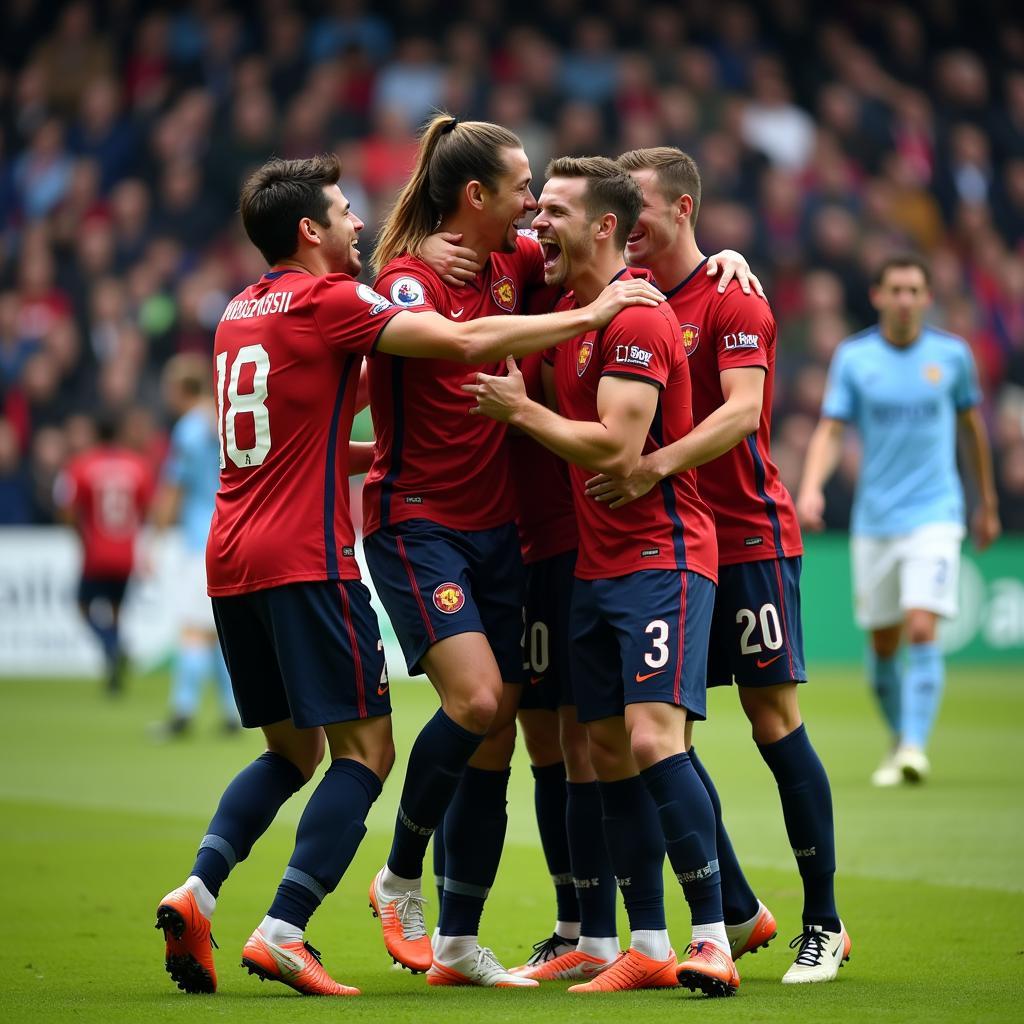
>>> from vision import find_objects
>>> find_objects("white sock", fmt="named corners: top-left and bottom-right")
top-left (692, 922), bottom-right (730, 955)
top-left (556, 920), bottom-right (581, 941)
top-left (433, 933), bottom-right (477, 963)
top-left (183, 875), bottom-right (216, 919)
top-left (258, 915), bottom-right (303, 946)
top-left (630, 929), bottom-right (671, 959)
top-left (381, 866), bottom-right (421, 893)
top-left (431, 926), bottom-right (440, 945)
top-left (577, 935), bottom-right (620, 961)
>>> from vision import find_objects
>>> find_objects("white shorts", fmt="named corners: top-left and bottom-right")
top-left (177, 551), bottom-right (217, 633)
top-left (851, 523), bottom-right (964, 630)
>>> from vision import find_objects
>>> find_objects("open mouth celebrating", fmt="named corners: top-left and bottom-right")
top-left (540, 237), bottom-right (562, 271)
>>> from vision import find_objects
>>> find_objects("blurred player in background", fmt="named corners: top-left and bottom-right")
top-left (469, 157), bottom-right (740, 997)
top-left (798, 256), bottom-right (1000, 786)
top-left (150, 354), bottom-right (240, 737)
top-left (55, 411), bottom-right (154, 695)
top-left (587, 146), bottom-right (849, 984)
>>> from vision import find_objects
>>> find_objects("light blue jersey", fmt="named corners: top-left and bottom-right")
top-left (162, 405), bottom-right (221, 552)
top-left (822, 326), bottom-right (981, 536)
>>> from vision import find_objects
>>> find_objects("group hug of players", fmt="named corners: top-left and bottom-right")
top-left (155, 114), bottom-right (850, 998)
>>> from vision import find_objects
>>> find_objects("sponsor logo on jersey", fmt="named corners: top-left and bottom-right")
top-left (433, 582), bottom-right (465, 614)
top-left (356, 283), bottom-right (393, 315)
top-left (723, 331), bottom-right (759, 350)
top-left (641, 547), bottom-right (659, 557)
top-left (342, 545), bottom-right (355, 557)
top-left (744, 536), bottom-right (764, 546)
top-left (577, 339), bottom-right (594, 376)
top-left (923, 363), bottom-right (943, 384)
top-left (492, 276), bottom-right (517, 311)
top-left (681, 323), bottom-right (700, 356)
top-left (390, 276), bottom-right (426, 307)
top-left (614, 344), bottom-right (654, 368)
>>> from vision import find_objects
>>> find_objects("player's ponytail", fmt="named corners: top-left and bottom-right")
top-left (372, 113), bottom-right (523, 274)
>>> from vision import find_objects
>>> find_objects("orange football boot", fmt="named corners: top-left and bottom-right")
top-left (567, 947), bottom-right (679, 992)
top-left (676, 940), bottom-right (740, 997)
top-left (241, 929), bottom-right (359, 996)
top-left (727, 901), bottom-right (778, 960)
top-left (512, 948), bottom-right (613, 981)
top-left (367, 868), bottom-right (432, 972)
top-left (155, 886), bottom-right (217, 994)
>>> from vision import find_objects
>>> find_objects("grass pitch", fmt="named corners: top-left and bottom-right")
top-left (1, 665), bottom-right (1022, 1023)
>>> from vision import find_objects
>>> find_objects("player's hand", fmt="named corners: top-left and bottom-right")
top-left (584, 456), bottom-right (661, 509)
top-left (706, 250), bottom-right (765, 298)
top-left (586, 278), bottom-right (664, 328)
top-left (972, 504), bottom-right (1001, 551)
top-left (416, 231), bottom-right (482, 287)
top-left (462, 355), bottom-right (528, 422)
top-left (796, 489), bottom-right (826, 532)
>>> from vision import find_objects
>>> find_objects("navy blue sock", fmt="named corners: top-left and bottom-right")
top-left (688, 746), bottom-right (758, 924)
top-left (387, 709), bottom-right (484, 880)
top-left (433, 814), bottom-right (446, 912)
top-left (532, 762), bottom-right (579, 925)
top-left (439, 767), bottom-right (509, 936)
top-left (268, 758), bottom-right (383, 930)
top-left (757, 725), bottom-right (839, 931)
top-left (567, 781), bottom-right (617, 938)
top-left (641, 752), bottom-right (723, 926)
top-left (83, 603), bottom-right (119, 664)
top-left (192, 751), bottom-right (305, 896)
top-left (598, 776), bottom-right (666, 931)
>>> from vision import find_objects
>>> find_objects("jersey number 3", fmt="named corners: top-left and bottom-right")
top-left (217, 345), bottom-right (272, 469)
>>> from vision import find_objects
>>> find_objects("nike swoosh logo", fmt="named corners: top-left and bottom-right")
top-left (530, 676), bottom-right (544, 686)
top-left (265, 940), bottom-right (305, 979)
top-left (450, 308), bottom-right (465, 318)
top-left (378, 684), bottom-right (389, 696)
top-left (755, 654), bottom-right (783, 669)
top-left (634, 670), bottom-right (665, 683)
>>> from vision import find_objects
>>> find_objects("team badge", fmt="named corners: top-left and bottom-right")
top-left (577, 339), bottom-right (594, 376)
top-left (491, 276), bottom-right (517, 311)
top-left (390, 276), bottom-right (426, 307)
top-left (681, 323), bottom-right (700, 356)
top-left (356, 283), bottom-right (393, 315)
top-left (433, 582), bottom-right (465, 614)
top-left (923, 363), bottom-right (943, 384)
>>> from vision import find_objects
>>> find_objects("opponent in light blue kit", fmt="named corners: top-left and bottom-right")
top-left (153, 354), bottom-right (240, 735)
top-left (798, 256), bottom-right (1000, 785)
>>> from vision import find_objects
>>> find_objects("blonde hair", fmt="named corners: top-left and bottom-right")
top-left (617, 146), bottom-right (702, 226)
top-left (372, 114), bottom-right (523, 274)
top-left (545, 156), bottom-right (643, 248)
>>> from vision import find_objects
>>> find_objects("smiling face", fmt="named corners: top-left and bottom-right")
top-left (532, 176), bottom-right (596, 290)
top-left (481, 146), bottom-right (537, 253)
top-left (624, 167), bottom-right (686, 269)
top-left (316, 184), bottom-right (365, 275)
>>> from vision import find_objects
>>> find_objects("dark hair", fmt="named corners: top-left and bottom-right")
top-left (239, 154), bottom-right (341, 265)
top-left (96, 410), bottom-right (120, 444)
top-left (873, 254), bottom-right (932, 288)
top-left (544, 155), bottom-right (643, 249)
top-left (616, 146), bottom-right (703, 227)
top-left (372, 113), bottom-right (523, 273)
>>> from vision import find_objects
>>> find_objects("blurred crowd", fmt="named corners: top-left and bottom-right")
top-left (1, 0), bottom-right (1023, 531)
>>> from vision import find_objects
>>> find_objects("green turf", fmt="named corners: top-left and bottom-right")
top-left (1, 666), bottom-right (1022, 1023)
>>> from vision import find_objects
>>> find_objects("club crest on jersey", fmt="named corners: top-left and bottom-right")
top-left (356, 283), bottom-right (393, 315)
top-left (390, 276), bottom-right (426, 307)
top-left (492, 276), bottom-right (517, 311)
top-left (577, 339), bottom-right (594, 376)
top-left (433, 582), bottom-right (465, 614)
top-left (681, 323), bottom-right (700, 356)
top-left (923, 363), bottom-right (943, 384)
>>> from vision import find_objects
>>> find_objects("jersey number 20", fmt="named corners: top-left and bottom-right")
top-left (216, 345), bottom-right (271, 469)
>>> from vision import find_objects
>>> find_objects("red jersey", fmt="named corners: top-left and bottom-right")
top-left (507, 352), bottom-right (578, 563)
top-left (665, 260), bottom-right (802, 565)
top-left (363, 235), bottom-right (545, 536)
top-left (207, 269), bottom-right (404, 596)
top-left (59, 446), bottom-right (154, 578)
top-left (552, 273), bottom-right (717, 582)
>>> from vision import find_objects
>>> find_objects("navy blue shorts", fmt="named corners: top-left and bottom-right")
top-left (519, 549), bottom-right (577, 711)
top-left (569, 569), bottom-right (715, 723)
top-left (364, 519), bottom-right (526, 681)
top-left (211, 579), bottom-right (390, 729)
top-left (707, 556), bottom-right (807, 688)
top-left (78, 575), bottom-right (129, 608)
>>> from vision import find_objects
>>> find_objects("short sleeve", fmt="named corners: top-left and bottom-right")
top-left (309, 277), bottom-right (407, 354)
top-left (374, 267), bottom-right (443, 312)
top-left (599, 306), bottom-right (675, 389)
top-left (822, 344), bottom-right (856, 421)
top-left (712, 290), bottom-right (772, 373)
top-left (953, 343), bottom-right (981, 411)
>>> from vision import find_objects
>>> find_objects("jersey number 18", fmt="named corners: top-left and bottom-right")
top-left (216, 345), bottom-right (272, 469)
